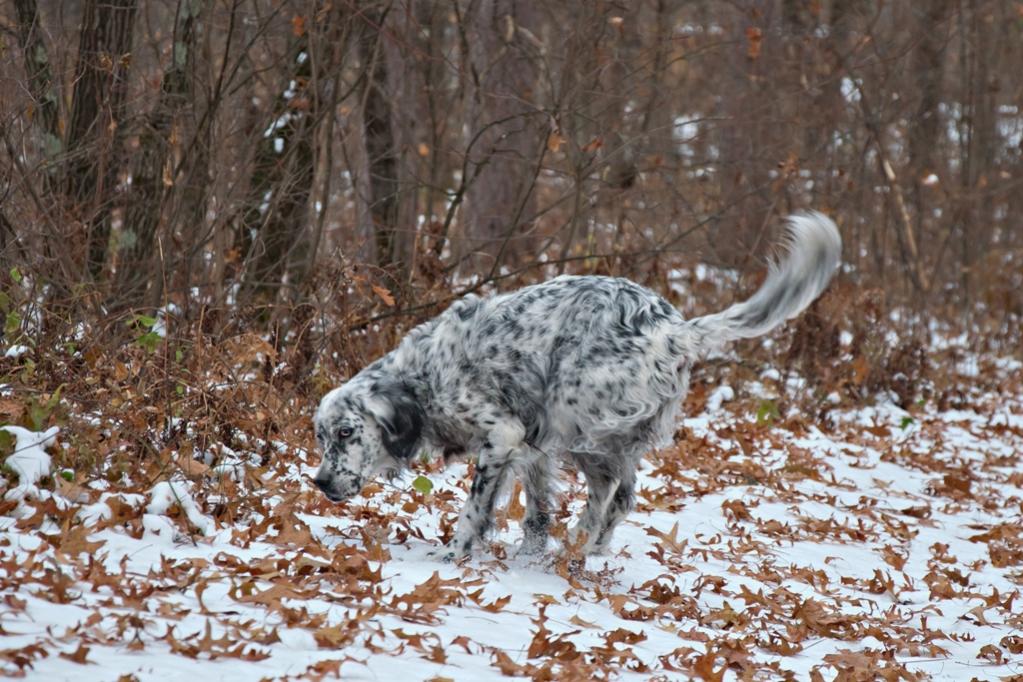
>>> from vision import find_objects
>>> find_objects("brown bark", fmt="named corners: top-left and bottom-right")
top-left (64, 0), bottom-right (138, 281)
top-left (360, 4), bottom-right (404, 273)
top-left (237, 6), bottom-right (344, 305)
top-left (13, 0), bottom-right (61, 157)
top-left (115, 0), bottom-right (206, 307)
top-left (461, 0), bottom-right (544, 271)
top-left (715, 0), bottom-right (776, 264)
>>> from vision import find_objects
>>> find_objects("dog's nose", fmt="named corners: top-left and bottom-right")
top-left (313, 474), bottom-right (332, 492)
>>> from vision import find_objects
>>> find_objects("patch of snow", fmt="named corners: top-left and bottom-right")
top-left (147, 480), bottom-right (215, 536)
top-left (2, 426), bottom-right (59, 501)
top-left (705, 384), bottom-right (734, 412)
top-left (4, 344), bottom-right (30, 358)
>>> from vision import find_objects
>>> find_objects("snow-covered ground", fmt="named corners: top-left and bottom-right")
top-left (2, 360), bottom-right (1022, 681)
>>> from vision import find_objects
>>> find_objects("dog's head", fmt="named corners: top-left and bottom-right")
top-left (312, 378), bottom-right (425, 502)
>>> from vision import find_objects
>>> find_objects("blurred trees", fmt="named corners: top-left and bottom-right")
top-left (0, 0), bottom-right (1020, 339)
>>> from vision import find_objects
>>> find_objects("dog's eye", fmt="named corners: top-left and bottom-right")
top-left (337, 426), bottom-right (353, 439)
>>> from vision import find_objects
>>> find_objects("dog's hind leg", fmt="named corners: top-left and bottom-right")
top-left (516, 451), bottom-right (553, 555)
top-left (568, 452), bottom-right (618, 553)
top-left (590, 465), bottom-right (637, 554)
top-left (569, 450), bottom-right (641, 555)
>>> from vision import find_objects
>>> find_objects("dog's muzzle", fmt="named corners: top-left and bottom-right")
top-left (313, 474), bottom-right (361, 503)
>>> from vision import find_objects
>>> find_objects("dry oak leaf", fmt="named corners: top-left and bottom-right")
top-left (58, 643), bottom-right (91, 665)
top-left (0, 398), bottom-right (25, 420)
top-left (450, 635), bottom-right (476, 654)
top-left (57, 525), bottom-right (106, 557)
top-left (303, 658), bottom-right (345, 681)
top-left (313, 624), bottom-right (356, 648)
top-left (491, 647), bottom-right (532, 675)
top-left (235, 580), bottom-right (316, 607)
top-left (1001, 635), bottom-right (1023, 654)
top-left (372, 285), bottom-right (396, 307)
top-left (978, 644), bottom-right (1004, 663)
top-left (692, 650), bottom-right (725, 682)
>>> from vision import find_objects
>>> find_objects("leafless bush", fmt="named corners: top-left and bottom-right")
top-left (0, 0), bottom-right (1020, 411)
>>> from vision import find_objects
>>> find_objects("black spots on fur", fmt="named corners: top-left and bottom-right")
top-left (610, 287), bottom-right (676, 337)
top-left (470, 476), bottom-right (484, 496)
top-left (587, 345), bottom-right (612, 363)
top-left (372, 380), bottom-right (426, 461)
top-left (442, 445), bottom-right (463, 461)
top-left (498, 318), bottom-right (525, 342)
top-left (456, 296), bottom-right (481, 321)
top-left (656, 297), bottom-right (675, 318)
top-left (523, 511), bottom-right (550, 535)
top-left (489, 360), bottom-right (547, 445)
top-left (479, 320), bottom-right (498, 338)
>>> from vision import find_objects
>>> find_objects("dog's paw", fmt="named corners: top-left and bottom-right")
top-left (515, 537), bottom-right (548, 558)
top-left (427, 545), bottom-right (470, 563)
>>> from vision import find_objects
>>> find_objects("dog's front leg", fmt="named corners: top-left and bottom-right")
top-left (434, 421), bottom-right (523, 561)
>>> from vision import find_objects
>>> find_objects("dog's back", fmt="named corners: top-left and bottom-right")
top-left (411, 211), bottom-right (840, 457)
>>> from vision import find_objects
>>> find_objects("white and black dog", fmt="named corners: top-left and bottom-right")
top-left (314, 212), bottom-right (841, 560)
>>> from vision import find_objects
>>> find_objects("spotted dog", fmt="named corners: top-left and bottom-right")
top-left (314, 212), bottom-right (841, 559)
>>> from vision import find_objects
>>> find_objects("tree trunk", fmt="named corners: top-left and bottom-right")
top-left (64, 0), bottom-right (137, 281)
top-left (714, 0), bottom-right (775, 264)
top-left (461, 0), bottom-right (544, 273)
top-left (115, 0), bottom-right (205, 308)
top-left (958, 0), bottom-right (999, 306)
top-left (237, 7), bottom-right (343, 306)
top-left (13, 0), bottom-right (61, 160)
top-left (360, 4), bottom-right (404, 273)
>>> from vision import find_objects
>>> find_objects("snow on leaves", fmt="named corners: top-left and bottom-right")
top-left (2, 359), bottom-right (1023, 679)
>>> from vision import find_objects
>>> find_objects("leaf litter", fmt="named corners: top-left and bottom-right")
top-left (2, 347), bottom-right (1023, 681)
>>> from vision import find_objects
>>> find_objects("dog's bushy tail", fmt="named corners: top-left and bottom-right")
top-left (678, 211), bottom-right (842, 356)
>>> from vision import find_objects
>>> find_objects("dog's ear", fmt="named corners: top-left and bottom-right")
top-left (366, 380), bottom-right (425, 462)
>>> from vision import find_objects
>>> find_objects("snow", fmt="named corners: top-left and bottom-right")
top-left (146, 480), bottom-right (216, 536)
top-left (2, 425), bottom-right (59, 504)
top-left (2, 360), bottom-right (1023, 680)
top-left (705, 384), bottom-right (734, 412)
top-left (4, 344), bottom-right (30, 358)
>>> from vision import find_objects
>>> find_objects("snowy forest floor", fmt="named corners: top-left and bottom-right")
top-left (2, 335), bottom-right (1022, 681)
